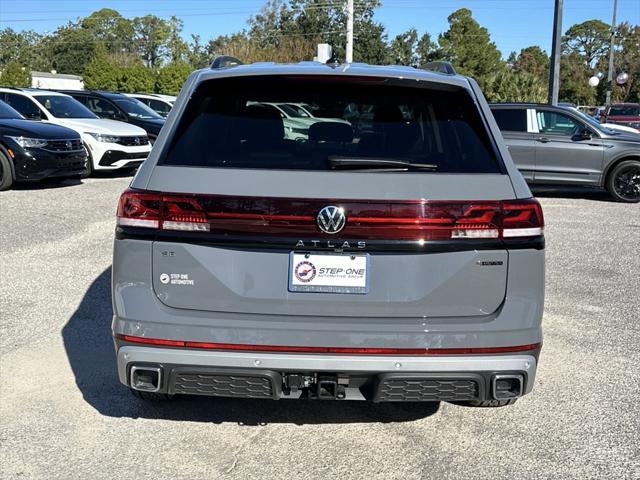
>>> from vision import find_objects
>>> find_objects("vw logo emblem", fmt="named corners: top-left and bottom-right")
top-left (317, 206), bottom-right (346, 234)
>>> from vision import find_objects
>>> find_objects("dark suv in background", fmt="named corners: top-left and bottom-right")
top-left (0, 100), bottom-right (87, 190)
top-left (58, 90), bottom-right (165, 143)
top-left (491, 103), bottom-right (640, 202)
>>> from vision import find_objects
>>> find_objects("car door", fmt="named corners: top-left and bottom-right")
top-left (533, 109), bottom-right (605, 185)
top-left (491, 107), bottom-right (536, 181)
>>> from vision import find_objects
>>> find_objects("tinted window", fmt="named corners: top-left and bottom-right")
top-left (536, 110), bottom-right (579, 136)
top-left (34, 95), bottom-right (97, 118)
top-left (148, 99), bottom-right (171, 115)
top-left (491, 108), bottom-right (527, 132)
top-left (113, 98), bottom-right (162, 119)
top-left (84, 97), bottom-right (122, 119)
top-left (0, 100), bottom-right (23, 119)
top-left (161, 76), bottom-right (502, 174)
top-left (3, 93), bottom-right (43, 119)
top-left (608, 105), bottom-right (639, 116)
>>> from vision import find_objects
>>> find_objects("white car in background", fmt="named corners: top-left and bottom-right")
top-left (0, 88), bottom-right (151, 175)
top-left (125, 93), bottom-right (176, 118)
top-left (259, 102), bottom-right (351, 141)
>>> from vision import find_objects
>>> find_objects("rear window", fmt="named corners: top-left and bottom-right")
top-left (161, 75), bottom-right (503, 173)
top-left (608, 105), bottom-right (639, 116)
top-left (491, 108), bottom-right (527, 132)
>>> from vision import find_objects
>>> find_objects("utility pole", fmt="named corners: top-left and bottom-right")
top-left (548, 0), bottom-right (563, 105)
top-left (346, 0), bottom-right (354, 63)
top-left (605, 0), bottom-right (618, 106)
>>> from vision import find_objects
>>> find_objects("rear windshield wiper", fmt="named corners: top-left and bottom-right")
top-left (328, 156), bottom-right (438, 170)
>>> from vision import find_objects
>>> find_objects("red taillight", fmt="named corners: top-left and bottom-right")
top-left (116, 190), bottom-right (161, 229)
top-left (116, 189), bottom-right (543, 240)
top-left (115, 334), bottom-right (541, 355)
top-left (501, 199), bottom-right (544, 238)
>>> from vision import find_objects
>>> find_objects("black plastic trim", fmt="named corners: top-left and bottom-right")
top-left (372, 372), bottom-right (484, 402)
top-left (115, 226), bottom-right (544, 252)
top-left (168, 366), bottom-right (281, 399)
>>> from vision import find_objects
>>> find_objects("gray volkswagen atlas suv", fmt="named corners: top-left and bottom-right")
top-left (112, 59), bottom-right (545, 407)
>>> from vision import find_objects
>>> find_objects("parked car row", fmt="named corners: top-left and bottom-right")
top-left (0, 87), bottom-right (175, 190)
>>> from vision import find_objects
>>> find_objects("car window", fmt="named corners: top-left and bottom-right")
top-left (491, 108), bottom-right (527, 132)
top-left (34, 95), bottom-right (97, 119)
top-left (3, 93), bottom-right (43, 119)
top-left (160, 75), bottom-right (503, 173)
top-left (85, 97), bottom-right (121, 119)
top-left (113, 98), bottom-right (162, 119)
top-left (0, 99), bottom-right (25, 119)
top-left (608, 105), bottom-right (640, 116)
top-left (536, 110), bottom-right (579, 136)
top-left (149, 99), bottom-right (171, 115)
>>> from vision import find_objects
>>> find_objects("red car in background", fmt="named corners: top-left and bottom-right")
top-left (600, 103), bottom-right (640, 132)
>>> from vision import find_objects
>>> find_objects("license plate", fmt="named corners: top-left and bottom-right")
top-left (288, 252), bottom-right (369, 294)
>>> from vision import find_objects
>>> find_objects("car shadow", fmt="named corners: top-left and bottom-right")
top-left (11, 170), bottom-right (134, 191)
top-left (11, 177), bottom-right (84, 190)
top-left (61, 268), bottom-right (440, 425)
top-left (530, 185), bottom-right (616, 202)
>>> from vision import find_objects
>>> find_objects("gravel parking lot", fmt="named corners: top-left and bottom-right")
top-left (1, 177), bottom-right (638, 480)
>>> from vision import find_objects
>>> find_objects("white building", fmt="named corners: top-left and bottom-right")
top-left (31, 71), bottom-right (84, 90)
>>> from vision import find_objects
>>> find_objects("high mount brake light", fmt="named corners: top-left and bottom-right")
top-left (116, 189), bottom-right (544, 240)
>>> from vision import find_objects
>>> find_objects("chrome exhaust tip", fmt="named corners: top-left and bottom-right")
top-left (130, 366), bottom-right (162, 392)
top-left (492, 374), bottom-right (523, 400)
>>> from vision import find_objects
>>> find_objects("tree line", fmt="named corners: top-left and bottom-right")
top-left (0, 0), bottom-right (638, 103)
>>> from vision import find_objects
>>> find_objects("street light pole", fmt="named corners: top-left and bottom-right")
top-left (605, 0), bottom-right (618, 106)
top-left (346, 0), bottom-right (354, 63)
top-left (548, 0), bottom-right (563, 105)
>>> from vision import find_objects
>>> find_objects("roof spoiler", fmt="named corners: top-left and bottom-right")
top-left (419, 61), bottom-right (457, 75)
top-left (211, 56), bottom-right (243, 69)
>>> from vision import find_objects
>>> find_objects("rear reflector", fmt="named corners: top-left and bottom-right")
top-left (116, 334), bottom-right (541, 355)
top-left (116, 189), bottom-right (544, 241)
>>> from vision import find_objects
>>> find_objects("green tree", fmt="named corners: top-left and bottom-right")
top-left (563, 19), bottom-right (610, 67)
top-left (156, 61), bottom-right (192, 95)
top-left (0, 28), bottom-right (42, 68)
top-left (80, 8), bottom-right (133, 54)
top-left (437, 8), bottom-right (505, 90)
top-left (247, 0), bottom-right (387, 64)
top-left (559, 52), bottom-right (595, 105)
top-left (166, 16), bottom-right (189, 63)
top-left (416, 32), bottom-right (438, 66)
top-left (485, 70), bottom-right (547, 103)
top-left (513, 46), bottom-right (549, 83)
top-left (48, 25), bottom-right (97, 75)
top-left (117, 64), bottom-right (156, 93)
top-left (83, 53), bottom-right (120, 90)
top-left (132, 15), bottom-right (172, 67)
top-left (187, 34), bottom-right (211, 68)
top-left (387, 28), bottom-right (418, 65)
top-left (0, 61), bottom-right (31, 87)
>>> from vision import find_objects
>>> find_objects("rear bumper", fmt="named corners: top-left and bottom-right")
top-left (116, 345), bottom-right (538, 401)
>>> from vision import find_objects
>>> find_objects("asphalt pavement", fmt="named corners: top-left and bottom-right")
top-left (0, 177), bottom-right (638, 479)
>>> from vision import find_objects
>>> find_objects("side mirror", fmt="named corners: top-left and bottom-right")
top-left (575, 129), bottom-right (592, 141)
top-left (26, 111), bottom-right (43, 120)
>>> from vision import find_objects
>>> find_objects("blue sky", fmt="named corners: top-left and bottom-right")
top-left (1, 0), bottom-right (639, 57)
